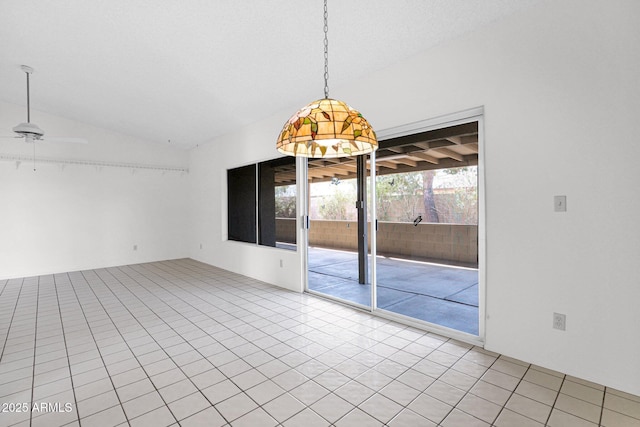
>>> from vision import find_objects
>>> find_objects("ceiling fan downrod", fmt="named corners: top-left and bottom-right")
top-left (24, 65), bottom-right (32, 123)
top-left (12, 65), bottom-right (45, 140)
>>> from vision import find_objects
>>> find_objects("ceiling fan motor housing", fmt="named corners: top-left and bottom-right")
top-left (12, 122), bottom-right (45, 139)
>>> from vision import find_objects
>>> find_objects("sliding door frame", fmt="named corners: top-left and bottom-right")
top-left (302, 106), bottom-right (485, 345)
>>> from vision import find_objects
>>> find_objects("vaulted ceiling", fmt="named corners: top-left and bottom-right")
top-left (0, 0), bottom-right (540, 149)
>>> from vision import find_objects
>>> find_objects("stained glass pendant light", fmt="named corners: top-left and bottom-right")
top-left (276, 0), bottom-right (377, 158)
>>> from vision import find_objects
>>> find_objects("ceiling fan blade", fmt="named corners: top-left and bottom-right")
top-left (0, 135), bottom-right (23, 139)
top-left (41, 137), bottom-right (89, 144)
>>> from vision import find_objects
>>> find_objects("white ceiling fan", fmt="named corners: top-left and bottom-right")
top-left (2, 65), bottom-right (88, 145)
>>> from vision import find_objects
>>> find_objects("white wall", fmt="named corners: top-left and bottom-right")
top-left (188, 129), bottom-right (303, 292)
top-left (0, 101), bottom-right (190, 279)
top-left (189, 0), bottom-right (640, 395)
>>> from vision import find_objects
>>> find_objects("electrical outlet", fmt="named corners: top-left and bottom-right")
top-left (133, 244), bottom-right (138, 251)
top-left (200, 243), bottom-right (203, 249)
top-left (279, 259), bottom-right (283, 268)
top-left (553, 312), bottom-right (566, 331)
top-left (554, 195), bottom-right (567, 212)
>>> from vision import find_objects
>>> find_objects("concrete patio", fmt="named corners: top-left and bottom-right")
top-left (308, 247), bottom-right (479, 335)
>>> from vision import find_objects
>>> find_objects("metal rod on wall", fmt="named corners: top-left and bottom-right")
top-left (0, 154), bottom-right (189, 173)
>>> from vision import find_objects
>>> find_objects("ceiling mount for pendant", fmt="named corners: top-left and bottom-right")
top-left (276, 0), bottom-right (377, 158)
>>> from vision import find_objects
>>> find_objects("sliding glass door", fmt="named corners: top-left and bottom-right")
top-left (303, 110), bottom-right (484, 340)
top-left (306, 156), bottom-right (372, 309)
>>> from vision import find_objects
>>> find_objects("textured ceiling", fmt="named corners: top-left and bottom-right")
top-left (0, 0), bottom-right (541, 149)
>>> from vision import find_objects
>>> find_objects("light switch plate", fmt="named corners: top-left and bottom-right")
top-left (554, 195), bottom-right (567, 212)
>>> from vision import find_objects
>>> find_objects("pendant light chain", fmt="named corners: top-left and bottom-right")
top-left (323, 0), bottom-right (329, 99)
top-left (276, 0), bottom-right (377, 158)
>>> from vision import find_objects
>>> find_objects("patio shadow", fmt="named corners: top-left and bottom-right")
top-left (308, 247), bottom-right (478, 335)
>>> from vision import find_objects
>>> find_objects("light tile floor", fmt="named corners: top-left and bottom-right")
top-left (0, 259), bottom-right (639, 427)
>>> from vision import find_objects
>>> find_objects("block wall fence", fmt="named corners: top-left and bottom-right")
top-left (275, 218), bottom-right (477, 265)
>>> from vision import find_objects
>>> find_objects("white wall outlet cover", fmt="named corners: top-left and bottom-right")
top-left (554, 195), bottom-right (567, 212)
top-left (553, 312), bottom-right (566, 331)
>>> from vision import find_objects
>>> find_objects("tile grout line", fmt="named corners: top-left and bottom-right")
top-left (548, 376), bottom-right (613, 426)
top-left (114, 262), bottom-right (304, 424)
top-left (544, 375), bottom-right (566, 426)
top-left (76, 268), bottom-right (185, 425)
top-left (598, 386), bottom-right (606, 427)
top-left (131, 261), bottom-right (372, 425)
top-left (136, 261), bottom-right (426, 424)
top-left (151, 260), bottom-right (321, 423)
top-left (52, 274), bottom-right (81, 427)
top-left (65, 271), bottom-right (132, 425)
top-left (430, 350), bottom-right (511, 426)
top-left (88, 266), bottom-right (232, 424)
top-left (0, 279), bottom-right (25, 363)
top-left (140, 261), bottom-right (288, 327)
top-left (0, 278), bottom-right (9, 365)
top-left (490, 363), bottom-right (534, 426)
top-left (163, 259), bottom-right (390, 425)
top-left (28, 276), bottom-right (41, 427)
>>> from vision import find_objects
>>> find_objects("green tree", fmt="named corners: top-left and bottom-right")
top-left (376, 173), bottom-right (423, 222)
top-left (318, 181), bottom-right (356, 220)
top-left (437, 166), bottom-right (477, 224)
top-left (275, 185), bottom-right (296, 218)
top-left (422, 170), bottom-right (439, 223)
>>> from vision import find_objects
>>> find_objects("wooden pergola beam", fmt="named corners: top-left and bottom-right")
top-left (435, 147), bottom-right (464, 162)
